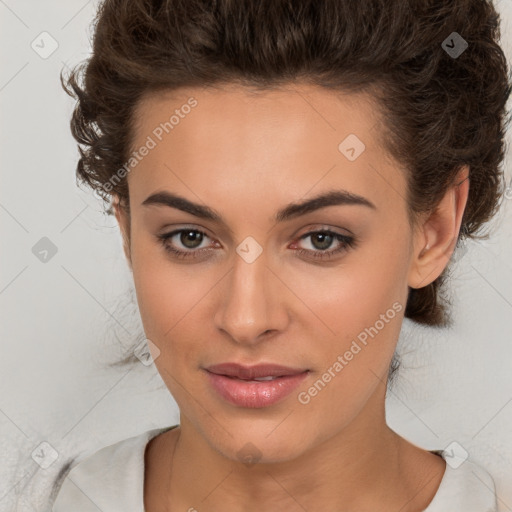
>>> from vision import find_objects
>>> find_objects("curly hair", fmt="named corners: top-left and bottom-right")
top-left (61, 0), bottom-right (510, 330)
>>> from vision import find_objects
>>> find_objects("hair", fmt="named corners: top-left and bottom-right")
top-left (61, 0), bottom-right (511, 330)
top-left (59, 0), bottom-right (512, 380)
top-left (39, 0), bottom-right (511, 504)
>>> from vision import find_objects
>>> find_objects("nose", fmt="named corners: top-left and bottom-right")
top-left (213, 250), bottom-right (289, 345)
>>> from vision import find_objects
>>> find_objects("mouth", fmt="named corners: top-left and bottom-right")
top-left (203, 363), bottom-right (310, 408)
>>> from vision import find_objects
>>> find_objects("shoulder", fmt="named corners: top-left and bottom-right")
top-left (51, 425), bottom-right (178, 512)
top-left (425, 450), bottom-right (498, 512)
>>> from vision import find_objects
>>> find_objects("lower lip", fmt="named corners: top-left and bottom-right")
top-left (205, 370), bottom-right (310, 408)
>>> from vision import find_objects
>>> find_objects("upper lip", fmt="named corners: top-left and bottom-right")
top-left (205, 363), bottom-right (309, 380)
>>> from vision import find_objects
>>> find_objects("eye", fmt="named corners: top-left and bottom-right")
top-left (292, 230), bottom-right (357, 260)
top-left (157, 228), bottom-right (215, 260)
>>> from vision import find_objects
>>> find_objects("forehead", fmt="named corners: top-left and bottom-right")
top-left (132, 83), bottom-right (381, 146)
top-left (127, 83), bottom-right (406, 217)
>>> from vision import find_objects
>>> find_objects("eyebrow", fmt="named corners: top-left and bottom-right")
top-left (141, 189), bottom-right (376, 223)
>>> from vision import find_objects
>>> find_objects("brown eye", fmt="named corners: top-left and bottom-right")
top-left (294, 230), bottom-right (357, 261)
top-left (156, 228), bottom-right (213, 260)
top-left (180, 230), bottom-right (204, 249)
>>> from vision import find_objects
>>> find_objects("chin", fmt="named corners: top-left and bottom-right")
top-left (201, 419), bottom-right (314, 465)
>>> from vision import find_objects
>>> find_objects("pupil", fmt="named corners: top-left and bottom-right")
top-left (313, 233), bottom-right (332, 250)
top-left (181, 231), bottom-right (203, 248)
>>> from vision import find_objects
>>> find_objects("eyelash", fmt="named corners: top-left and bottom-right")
top-left (156, 227), bottom-right (357, 261)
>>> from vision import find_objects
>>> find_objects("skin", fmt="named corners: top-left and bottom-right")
top-left (113, 83), bottom-right (469, 512)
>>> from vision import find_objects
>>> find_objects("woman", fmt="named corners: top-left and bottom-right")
top-left (49, 0), bottom-right (510, 510)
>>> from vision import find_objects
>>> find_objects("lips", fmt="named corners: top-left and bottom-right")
top-left (204, 364), bottom-right (310, 408)
top-left (205, 362), bottom-right (309, 380)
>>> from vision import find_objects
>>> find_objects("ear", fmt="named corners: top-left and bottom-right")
top-left (408, 165), bottom-right (470, 289)
top-left (113, 196), bottom-right (133, 271)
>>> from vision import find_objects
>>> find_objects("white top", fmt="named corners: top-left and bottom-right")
top-left (52, 425), bottom-right (498, 512)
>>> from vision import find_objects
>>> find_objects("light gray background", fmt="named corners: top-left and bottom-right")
top-left (1, 0), bottom-right (511, 510)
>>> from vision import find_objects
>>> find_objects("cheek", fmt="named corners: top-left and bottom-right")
top-left (131, 261), bottom-right (210, 400)
top-left (289, 266), bottom-right (405, 430)
top-left (130, 236), bottom-right (221, 368)
top-left (282, 248), bottom-right (406, 401)
top-left (133, 265), bottom-right (209, 341)
top-left (283, 253), bottom-right (406, 342)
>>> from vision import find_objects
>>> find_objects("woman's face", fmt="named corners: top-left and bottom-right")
top-left (116, 83), bottom-right (425, 463)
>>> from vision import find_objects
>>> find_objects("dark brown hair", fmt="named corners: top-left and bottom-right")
top-left (62, 0), bottom-right (511, 329)
top-left (59, 0), bottom-right (510, 378)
